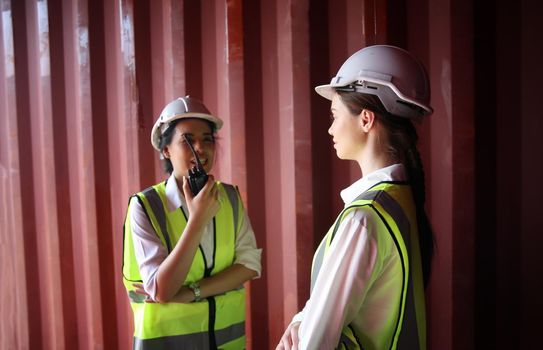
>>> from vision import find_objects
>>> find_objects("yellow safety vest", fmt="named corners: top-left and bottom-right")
top-left (122, 180), bottom-right (246, 350)
top-left (311, 181), bottom-right (426, 350)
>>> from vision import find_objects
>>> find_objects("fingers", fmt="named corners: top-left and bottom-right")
top-left (133, 288), bottom-right (147, 295)
top-left (132, 283), bottom-right (146, 294)
top-left (282, 337), bottom-right (291, 350)
top-left (182, 176), bottom-right (194, 201)
top-left (277, 324), bottom-right (297, 350)
top-left (131, 284), bottom-right (154, 303)
top-left (290, 326), bottom-right (299, 349)
top-left (201, 175), bottom-right (215, 192)
top-left (199, 175), bottom-right (219, 200)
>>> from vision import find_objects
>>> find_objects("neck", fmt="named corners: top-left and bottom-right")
top-left (355, 139), bottom-right (395, 178)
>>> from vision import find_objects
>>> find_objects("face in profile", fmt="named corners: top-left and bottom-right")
top-left (328, 93), bottom-right (364, 160)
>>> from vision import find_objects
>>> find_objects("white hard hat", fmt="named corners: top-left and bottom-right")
top-left (151, 96), bottom-right (223, 151)
top-left (315, 45), bottom-right (433, 119)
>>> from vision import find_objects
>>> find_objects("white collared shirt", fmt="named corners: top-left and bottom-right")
top-left (291, 164), bottom-right (408, 349)
top-left (129, 174), bottom-right (262, 300)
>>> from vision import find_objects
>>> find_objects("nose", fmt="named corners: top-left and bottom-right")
top-left (328, 124), bottom-right (333, 136)
top-left (190, 140), bottom-right (207, 159)
top-left (191, 139), bottom-right (203, 151)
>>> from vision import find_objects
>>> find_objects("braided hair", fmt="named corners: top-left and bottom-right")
top-left (337, 91), bottom-right (435, 286)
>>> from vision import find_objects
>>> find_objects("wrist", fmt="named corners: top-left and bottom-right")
top-left (186, 215), bottom-right (207, 232)
top-left (188, 282), bottom-right (202, 302)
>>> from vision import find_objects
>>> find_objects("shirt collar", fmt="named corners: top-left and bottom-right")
top-left (340, 163), bottom-right (407, 205)
top-left (165, 173), bottom-right (186, 212)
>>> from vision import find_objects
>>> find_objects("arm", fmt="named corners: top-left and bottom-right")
top-left (297, 209), bottom-right (380, 350)
top-left (153, 176), bottom-right (220, 302)
top-left (171, 195), bottom-right (262, 303)
top-left (170, 264), bottom-right (258, 303)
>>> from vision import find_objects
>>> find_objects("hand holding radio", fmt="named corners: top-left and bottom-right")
top-left (182, 134), bottom-right (209, 196)
top-left (181, 134), bottom-right (220, 225)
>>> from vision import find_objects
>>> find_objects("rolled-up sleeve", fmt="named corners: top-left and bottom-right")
top-left (233, 209), bottom-right (262, 278)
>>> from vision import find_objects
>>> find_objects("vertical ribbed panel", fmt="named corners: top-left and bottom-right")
top-left (1, 2), bottom-right (30, 349)
top-left (4, 0), bottom-right (540, 350)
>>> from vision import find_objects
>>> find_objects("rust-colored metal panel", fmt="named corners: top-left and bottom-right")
top-left (275, 0), bottom-right (313, 337)
top-left (242, 1), bottom-right (270, 347)
top-left (62, 0), bottom-right (108, 347)
top-left (1, 1), bottom-right (31, 349)
top-left (102, 0), bottom-right (149, 348)
top-left (25, 0), bottom-right (65, 347)
top-left (259, 0), bottom-right (284, 346)
top-left (519, 3), bottom-right (543, 347)
top-left (425, 1), bottom-right (456, 348)
top-left (449, 2), bottom-right (476, 349)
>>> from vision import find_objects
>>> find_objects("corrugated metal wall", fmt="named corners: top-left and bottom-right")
top-left (1, 0), bottom-right (541, 349)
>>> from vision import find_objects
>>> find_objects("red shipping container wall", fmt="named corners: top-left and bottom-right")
top-left (1, 0), bottom-right (541, 349)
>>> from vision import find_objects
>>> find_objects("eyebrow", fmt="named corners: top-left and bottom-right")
top-left (181, 131), bottom-right (213, 136)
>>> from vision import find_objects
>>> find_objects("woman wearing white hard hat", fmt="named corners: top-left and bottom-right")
top-left (123, 96), bottom-right (261, 349)
top-left (277, 45), bottom-right (434, 350)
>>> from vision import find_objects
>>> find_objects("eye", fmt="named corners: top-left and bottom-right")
top-left (182, 134), bottom-right (194, 143)
top-left (203, 136), bottom-right (215, 144)
top-left (329, 114), bottom-right (336, 123)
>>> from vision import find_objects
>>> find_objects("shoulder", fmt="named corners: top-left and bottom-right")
top-left (217, 181), bottom-right (238, 191)
top-left (218, 181), bottom-right (242, 200)
top-left (335, 207), bottom-right (396, 262)
top-left (128, 181), bottom-right (166, 212)
top-left (339, 205), bottom-right (390, 239)
top-left (127, 194), bottom-right (146, 220)
top-left (132, 181), bottom-right (168, 198)
top-left (342, 204), bottom-right (379, 224)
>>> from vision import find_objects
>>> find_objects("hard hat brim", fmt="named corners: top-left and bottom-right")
top-left (314, 84), bottom-right (336, 100)
top-left (315, 79), bottom-right (433, 119)
top-left (151, 113), bottom-right (223, 151)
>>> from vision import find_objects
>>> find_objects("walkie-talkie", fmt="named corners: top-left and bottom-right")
top-left (182, 134), bottom-right (209, 196)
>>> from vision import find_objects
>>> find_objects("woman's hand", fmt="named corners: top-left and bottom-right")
top-left (182, 175), bottom-right (220, 227)
top-left (132, 283), bottom-right (194, 304)
top-left (131, 283), bottom-right (155, 303)
top-left (276, 322), bottom-right (301, 350)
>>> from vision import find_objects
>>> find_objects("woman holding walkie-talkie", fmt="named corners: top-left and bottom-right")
top-left (277, 45), bottom-right (435, 350)
top-left (122, 96), bottom-right (261, 350)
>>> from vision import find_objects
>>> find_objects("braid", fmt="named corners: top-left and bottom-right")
top-left (405, 138), bottom-right (434, 286)
top-left (389, 119), bottom-right (434, 286)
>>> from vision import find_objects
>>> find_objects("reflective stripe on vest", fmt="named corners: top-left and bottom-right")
top-left (133, 320), bottom-right (245, 350)
top-left (122, 181), bottom-right (246, 349)
top-left (310, 182), bottom-right (426, 350)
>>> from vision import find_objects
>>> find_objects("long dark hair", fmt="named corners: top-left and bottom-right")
top-left (337, 90), bottom-right (435, 287)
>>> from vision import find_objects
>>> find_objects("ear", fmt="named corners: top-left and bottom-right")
top-left (162, 146), bottom-right (171, 159)
top-left (359, 109), bottom-right (376, 132)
